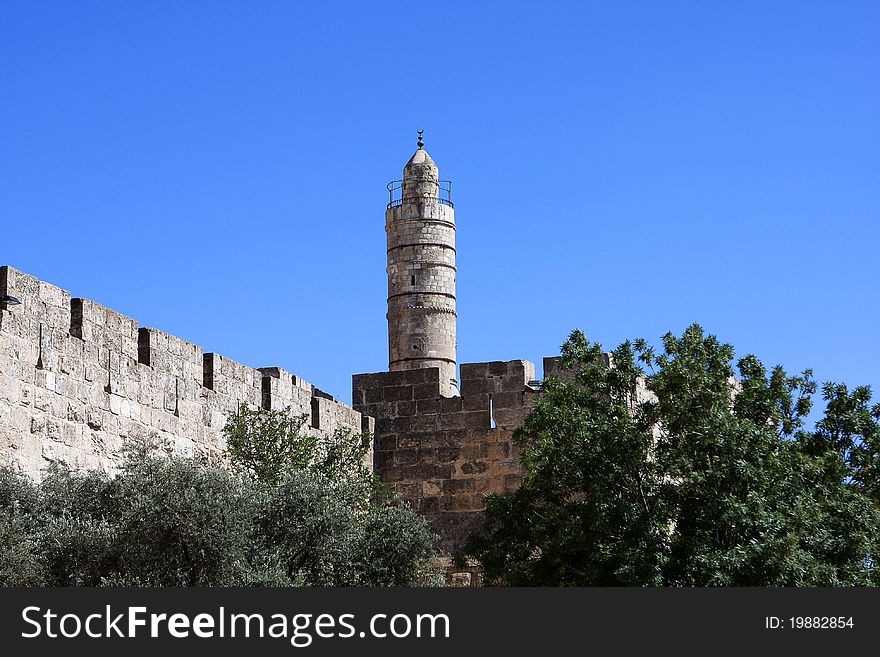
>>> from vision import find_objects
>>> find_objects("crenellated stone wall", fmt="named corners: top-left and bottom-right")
top-left (0, 265), bottom-right (373, 480)
top-left (353, 358), bottom-right (551, 559)
top-left (0, 264), bottom-right (557, 587)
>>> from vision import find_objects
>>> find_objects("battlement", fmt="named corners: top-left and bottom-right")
top-left (353, 358), bottom-right (552, 554)
top-left (0, 265), bottom-right (372, 479)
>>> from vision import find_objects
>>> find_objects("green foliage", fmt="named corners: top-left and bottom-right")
top-left (467, 324), bottom-right (880, 586)
top-left (0, 467), bottom-right (42, 586)
top-left (358, 501), bottom-right (443, 586)
top-left (0, 450), bottom-right (437, 587)
top-left (0, 512), bottom-right (42, 586)
top-left (256, 470), bottom-right (439, 586)
top-left (225, 403), bottom-right (438, 585)
top-left (223, 405), bottom-right (317, 486)
top-left (223, 403), bottom-right (375, 500)
top-left (110, 458), bottom-right (260, 586)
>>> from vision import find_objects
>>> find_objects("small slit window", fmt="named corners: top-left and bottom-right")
top-left (311, 397), bottom-right (320, 429)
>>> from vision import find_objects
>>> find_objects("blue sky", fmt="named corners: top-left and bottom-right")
top-left (2, 1), bottom-right (878, 408)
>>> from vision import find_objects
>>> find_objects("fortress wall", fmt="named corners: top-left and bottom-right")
top-left (0, 265), bottom-right (369, 479)
top-left (353, 360), bottom-right (539, 554)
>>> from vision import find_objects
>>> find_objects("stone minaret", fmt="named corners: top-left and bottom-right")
top-left (386, 132), bottom-right (457, 396)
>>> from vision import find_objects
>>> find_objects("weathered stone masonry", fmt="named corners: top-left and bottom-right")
top-left (354, 359), bottom-right (565, 554)
top-left (0, 265), bottom-right (372, 480)
top-left (386, 144), bottom-right (458, 398)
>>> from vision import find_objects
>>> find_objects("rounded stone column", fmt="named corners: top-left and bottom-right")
top-left (386, 144), bottom-right (457, 396)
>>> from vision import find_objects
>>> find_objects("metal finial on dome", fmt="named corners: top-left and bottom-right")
top-left (417, 130), bottom-right (424, 149)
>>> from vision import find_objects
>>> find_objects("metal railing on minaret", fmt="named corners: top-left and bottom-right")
top-left (386, 179), bottom-right (453, 208)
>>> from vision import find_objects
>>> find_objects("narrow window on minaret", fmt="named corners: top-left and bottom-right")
top-left (411, 275), bottom-right (416, 286)
top-left (489, 395), bottom-right (497, 430)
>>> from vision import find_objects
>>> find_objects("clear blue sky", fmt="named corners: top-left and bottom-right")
top-left (2, 1), bottom-right (878, 407)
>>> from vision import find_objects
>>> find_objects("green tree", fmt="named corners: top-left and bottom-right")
top-left (0, 468), bottom-right (42, 586)
top-left (224, 403), bottom-right (439, 585)
top-left (0, 448), bottom-right (439, 586)
top-left (255, 470), bottom-right (439, 586)
top-left (23, 458), bottom-right (261, 586)
top-left (466, 324), bottom-right (880, 586)
top-left (223, 403), bottom-right (374, 496)
top-left (223, 405), bottom-right (318, 486)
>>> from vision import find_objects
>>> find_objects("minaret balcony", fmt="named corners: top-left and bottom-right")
top-left (387, 179), bottom-right (454, 209)
top-left (387, 196), bottom-right (454, 210)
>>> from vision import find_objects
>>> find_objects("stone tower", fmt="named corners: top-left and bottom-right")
top-left (385, 133), bottom-right (458, 397)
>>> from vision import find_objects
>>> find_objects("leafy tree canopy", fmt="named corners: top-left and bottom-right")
top-left (466, 324), bottom-right (880, 586)
top-left (223, 404), bottom-right (375, 499)
top-left (0, 406), bottom-right (438, 586)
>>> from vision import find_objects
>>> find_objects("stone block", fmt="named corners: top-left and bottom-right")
top-left (464, 411), bottom-right (490, 430)
top-left (443, 493), bottom-right (482, 512)
top-left (443, 478), bottom-right (474, 495)
top-left (459, 376), bottom-right (488, 396)
top-left (487, 361), bottom-right (508, 377)
top-left (364, 386), bottom-right (384, 404)
top-left (423, 480), bottom-right (443, 497)
top-left (459, 460), bottom-right (489, 475)
top-left (394, 449), bottom-right (419, 465)
top-left (382, 467), bottom-right (405, 483)
top-left (374, 417), bottom-right (393, 434)
top-left (410, 413), bottom-right (440, 432)
top-left (413, 463), bottom-right (452, 481)
top-left (397, 434), bottom-right (421, 449)
top-left (500, 374), bottom-right (528, 392)
top-left (491, 459), bottom-right (522, 476)
top-left (459, 362), bottom-right (487, 380)
top-left (417, 446), bottom-right (437, 463)
top-left (474, 478), bottom-right (491, 493)
top-left (439, 396), bottom-right (463, 414)
top-left (412, 381), bottom-right (440, 400)
top-left (39, 281), bottom-right (67, 309)
top-left (395, 400), bottom-right (416, 416)
top-left (389, 416), bottom-right (412, 433)
top-left (260, 367), bottom-right (294, 410)
top-left (375, 451), bottom-right (395, 470)
top-left (396, 482), bottom-right (422, 499)
top-left (503, 474), bottom-right (523, 493)
top-left (377, 434), bottom-right (397, 451)
top-left (462, 394), bottom-right (487, 412)
top-left (459, 444), bottom-right (482, 460)
top-left (483, 442), bottom-right (510, 460)
top-left (415, 398), bottom-right (441, 414)
top-left (436, 446), bottom-right (460, 463)
top-left (383, 385), bottom-right (413, 402)
top-left (33, 388), bottom-right (51, 412)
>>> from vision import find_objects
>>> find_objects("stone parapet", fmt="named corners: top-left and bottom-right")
top-left (353, 359), bottom-right (540, 554)
top-left (0, 265), bottom-right (371, 479)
